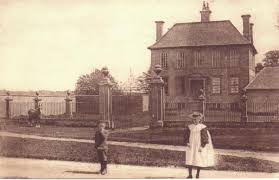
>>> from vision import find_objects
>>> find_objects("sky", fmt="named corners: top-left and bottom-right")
top-left (0, 0), bottom-right (278, 91)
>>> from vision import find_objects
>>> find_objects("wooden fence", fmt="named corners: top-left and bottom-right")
top-left (0, 94), bottom-right (146, 120)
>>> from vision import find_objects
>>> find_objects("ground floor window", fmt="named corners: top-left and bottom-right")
top-left (212, 77), bottom-right (221, 94)
top-left (230, 77), bottom-right (239, 94)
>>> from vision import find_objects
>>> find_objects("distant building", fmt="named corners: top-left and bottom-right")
top-left (148, 2), bottom-right (257, 104)
top-left (245, 66), bottom-right (279, 103)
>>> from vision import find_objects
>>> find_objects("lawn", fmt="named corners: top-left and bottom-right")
top-left (2, 124), bottom-right (279, 152)
top-left (110, 128), bottom-right (279, 152)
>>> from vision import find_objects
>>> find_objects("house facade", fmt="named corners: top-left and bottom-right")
top-left (148, 3), bottom-right (257, 104)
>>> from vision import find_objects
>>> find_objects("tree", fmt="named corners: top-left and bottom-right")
top-left (75, 68), bottom-right (122, 95)
top-left (136, 67), bottom-right (152, 93)
top-left (262, 50), bottom-right (279, 67)
top-left (255, 62), bottom-right (264, 74)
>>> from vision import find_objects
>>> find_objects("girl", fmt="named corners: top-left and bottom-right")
top-left (184, 112), bottom-right (215, 178)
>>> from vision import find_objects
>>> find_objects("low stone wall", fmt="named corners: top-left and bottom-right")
top-left (163, 121), bottom-right (279, 128)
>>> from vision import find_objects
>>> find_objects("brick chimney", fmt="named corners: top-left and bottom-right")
top-left (249, 23), bottom-right (254, 44)
top-left (155, 21), bottom-right (164, 41)
top-left (200, 1), bottom-right (211, 22)
top-left (241, 14), bottom-right (252, 42)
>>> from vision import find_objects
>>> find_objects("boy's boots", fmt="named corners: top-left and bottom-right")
top-left (100, 161), bottom-right (107, 175)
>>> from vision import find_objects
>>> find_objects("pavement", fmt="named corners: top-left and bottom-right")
top-left (0, 157), bottom-right (277, 178)
top-left (0, 131), bottom-right (279, 163)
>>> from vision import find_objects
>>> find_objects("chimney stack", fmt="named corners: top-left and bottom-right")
top-left (241, 14), bottom-right (252, 42)
top-left (155, 21), bottom-right (164, 41)
top-left (200, 1), bottom-right (211, 22)
top-left (249, 23), bottom-right (254, 44)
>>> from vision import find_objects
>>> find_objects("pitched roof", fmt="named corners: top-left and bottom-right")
top-left (148, 20), bottom-right (255, 50)
top-left (245, 66), bottom-right (279, 90)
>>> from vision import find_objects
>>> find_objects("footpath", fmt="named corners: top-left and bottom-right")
top-left (0, 131), bottom-right (278, 163)
top-left (0, 157), bottom-right (277, 178)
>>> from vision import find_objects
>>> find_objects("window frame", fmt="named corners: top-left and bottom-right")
top-left (228, 49), bottom-right (240, 67)
top-left (211, 50), bottom-right (221, 68)
top-left (176, 51), bottom-right (186, 69)
top-left (211, 77), bottom-right (221, 95)
top-left (161, 52), bottom-right (168, 69)
top-left (193, 50), bottom-right (203, 67)
top-left (229, 77), bottom-right (239, 94)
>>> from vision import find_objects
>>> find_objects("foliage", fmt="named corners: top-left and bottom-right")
top-left (136, 67), bottom-right (152, 93)
top-left (256, 50), bottom-right (279, 74)
top-left (255, 63), bottom-right (264, 74)
top-left (262, 50), bottom-right (279, 67)
top-left (75, 68), bottom-right (122, 95)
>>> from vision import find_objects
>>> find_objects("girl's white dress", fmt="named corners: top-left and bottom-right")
top-left (185, 123), bottom-right (215, 167)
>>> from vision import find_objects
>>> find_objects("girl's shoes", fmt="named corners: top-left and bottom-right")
top-left (186, 175), bottom-right (193, 179)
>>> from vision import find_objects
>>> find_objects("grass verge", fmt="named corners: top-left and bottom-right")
top-left (2, 124), bottom-right (279, 151)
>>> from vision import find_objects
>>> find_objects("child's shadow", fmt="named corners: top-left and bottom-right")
top-left (64, 170), bottom-right (99, 175)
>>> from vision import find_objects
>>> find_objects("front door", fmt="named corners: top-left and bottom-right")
top-left (190, 80), bottom-right (204, 99)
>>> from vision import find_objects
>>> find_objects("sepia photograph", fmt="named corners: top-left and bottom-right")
top-left (0, 0), bottom-right (278, 178)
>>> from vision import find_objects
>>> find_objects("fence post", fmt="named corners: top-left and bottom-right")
top-left (65, 91), bottom-right (72, 118)
top-left (241, 91), bottom-right (248, 123)
top-left (149, 64), bottom-right (165, 129)
top-left (99, 67), bottom-right (113, 129)
top-left (198, 89), bottom-right (206, 121)
top-left (5, 91), bottom-right (13, 119)
top-left (33, 92), bottom-right (42, 109)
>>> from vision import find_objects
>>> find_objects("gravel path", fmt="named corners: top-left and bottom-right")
top-left (0, 157), bottom-right (277, 178)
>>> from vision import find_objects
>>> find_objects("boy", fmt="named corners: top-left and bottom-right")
top-left (95, 122), bottom-right (109, 175)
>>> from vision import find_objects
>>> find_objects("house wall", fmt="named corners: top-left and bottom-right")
top-left (246, 90), bottom-right (279, 113)
top-left (150, 45), bottom-right (255, 103)
top-left (247, 90), bottom-right (279, 103)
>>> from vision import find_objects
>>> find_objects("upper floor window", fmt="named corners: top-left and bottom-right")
top-left (193, 51), bottom-right (202, 67)
top-left (161, 52), bottom-right (168, 69)
top-left (230, 77), bottom-right (239, 94)
top-left (212, 77), bottom-right (221, 94)
top-left (176, 52), bottom-right (186, 69)
top-left (229, 49), bottom-right (240, 67)
top-left (211, 51), bottom-right (221, 68)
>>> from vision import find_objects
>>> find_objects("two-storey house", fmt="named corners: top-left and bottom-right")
top-left (148, 2), bottom-right (257, 105)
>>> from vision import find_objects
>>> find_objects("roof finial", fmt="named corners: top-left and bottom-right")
top-left (202, 1), bottom-right (206, 10)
